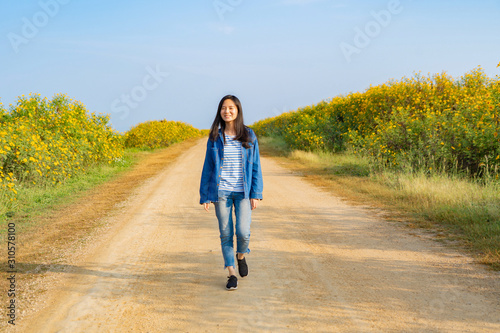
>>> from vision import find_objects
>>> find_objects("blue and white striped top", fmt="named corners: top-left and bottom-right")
top-left (219, 135), bottom-right (244, 192)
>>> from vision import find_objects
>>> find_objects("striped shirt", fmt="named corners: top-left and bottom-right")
top-left (219, 135), bottom-right (244, 192)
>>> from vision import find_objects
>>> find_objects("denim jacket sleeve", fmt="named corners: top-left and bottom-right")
top-left (249, 130), bottom-right (264, 200)
top-left (199, 138), bottom-right (214, 204)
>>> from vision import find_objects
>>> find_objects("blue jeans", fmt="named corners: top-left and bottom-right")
top-left (214, 190), bottom-right (252, 269)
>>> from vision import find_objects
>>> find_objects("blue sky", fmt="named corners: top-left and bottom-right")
top-left (1, 0), bottom-right (499, 132)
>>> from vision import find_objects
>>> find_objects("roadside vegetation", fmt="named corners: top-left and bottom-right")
top-left (0, 94), bottom-right (123, 226)
top-left (124, 119), bottom-right (203, 149)
top-left (253, 65), bottom-right (500, 270)
top-left (0, 94), bottom-right (203, 234)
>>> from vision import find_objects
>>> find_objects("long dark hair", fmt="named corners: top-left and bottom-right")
top-left (209, 95), bottom-right (251, 148)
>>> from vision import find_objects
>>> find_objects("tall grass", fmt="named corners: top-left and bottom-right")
top-left (0, 149), bottom-right (138, 236)
top-left (259, 134), bottom-right (500, 269)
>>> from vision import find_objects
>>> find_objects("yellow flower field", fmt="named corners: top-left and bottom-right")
top-left (0, 94), bottom-right (123, 214)
top-left (1, 93), bottom-right (204, 220)
top-left (253, 66), bottom-right (500, 177)
top-left (124, 119), bottom-right (203, 149)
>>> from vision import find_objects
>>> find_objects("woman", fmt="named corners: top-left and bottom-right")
top-left (199, 95), bottom-right (263, 291)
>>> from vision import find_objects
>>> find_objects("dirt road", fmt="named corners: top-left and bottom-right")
top-left (17, 139), bottom-right (500, 332)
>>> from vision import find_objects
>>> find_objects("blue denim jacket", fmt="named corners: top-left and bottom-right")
top-left (199, 127), bottom-right (263, 204)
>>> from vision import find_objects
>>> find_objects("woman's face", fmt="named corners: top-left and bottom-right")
top-left (220, 99), bottom-right (238, 124)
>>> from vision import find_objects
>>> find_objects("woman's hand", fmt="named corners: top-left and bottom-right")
top-left (250, 199), bottom-right (258, 210)
top-left (203, 203), bottom-right (210, 212)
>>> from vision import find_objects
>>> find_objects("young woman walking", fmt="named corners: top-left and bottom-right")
top-left (199, 95), bottom-right (263, 291)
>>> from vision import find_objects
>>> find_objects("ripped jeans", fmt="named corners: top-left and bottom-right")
top-left (214, 190), bottom-right (251, 269)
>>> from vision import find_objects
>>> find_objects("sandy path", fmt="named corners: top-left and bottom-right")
top-left (18, 139), bottom-right (500, 332)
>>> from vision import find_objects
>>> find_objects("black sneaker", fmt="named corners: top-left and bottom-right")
top-left (226, 275), bottom-right (238, 290)
top-left (237, 257), bottom-right (248, 277)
